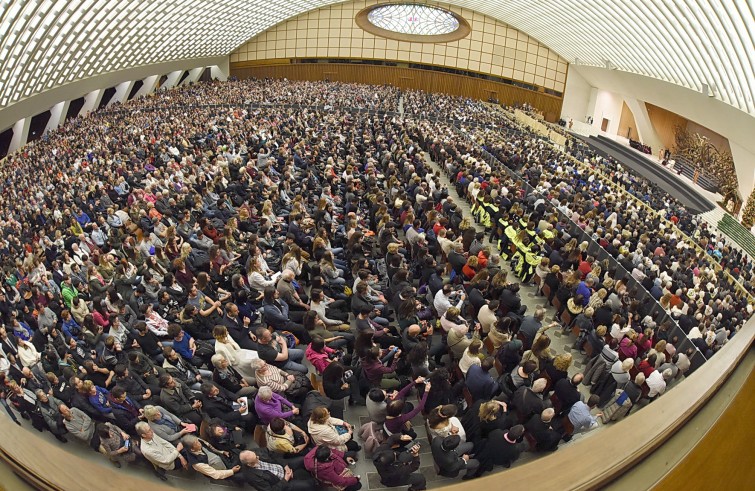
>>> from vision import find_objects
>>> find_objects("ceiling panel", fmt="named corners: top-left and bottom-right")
top-left (0, 0), bottom-right (752, 115)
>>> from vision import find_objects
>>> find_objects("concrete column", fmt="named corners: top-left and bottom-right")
top-left (159, 71), bottom-right (183, 91)
top-left (45, 100), bottom-right (70, 133)
top-left (135, 75), bottom-right (160, 98)
top-left (210, 62), bottom-right (229, 81)
top-left (8, 117), bottom-right (31, 154)
top-left (108, 80), bottom-right (135, 106)
top-left (78, 89), bottom-right (103, 117)
top-left (624, 98), bottom-right (662, 151)
top-left (182, 67), bottom-right (204, 86)
top-left (587, 87), bottom-right (598, 126)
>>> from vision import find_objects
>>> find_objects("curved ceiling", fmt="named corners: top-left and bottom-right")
top-left (1, 0), bottom-right (753, 115)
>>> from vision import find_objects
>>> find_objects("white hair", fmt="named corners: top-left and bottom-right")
top-left (257, 386), bottom-right (273, 401)
top-left (211, 353), bottom-right (227, 368)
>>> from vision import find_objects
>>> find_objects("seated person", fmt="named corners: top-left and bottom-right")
top-left (373, 434), bottom-right (426, 491)
top-left (182, 434), bottom-right (244, 483)
top-left (304, 446), bottom-right (362, 491)
top-left (307, 406), bottom-right (360, 453)
top-left (143, 404), bottom-right (195, 443)
top-left (255, 386), bottom-right (300, 425)
top-left (239, 449), bottom-right (316, 491)
top-left (199, 382), bottom-right (256, 431)
top-left (255, 327), bottom-right (308, 374)
top-left (135, 421), bottom-right (188, 479)
top-left (430, 434), bottom-right (479, 480)
top-left (211, 353), bottom-right (256, 398)
top-left (524, 408), bottom-right (561, 452)
top-left (426, 404), bottom-right (466, 442)
top-left (266, 417), bottom-right (311, 460)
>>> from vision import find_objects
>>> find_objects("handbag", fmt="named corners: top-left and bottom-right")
top-left (281, 331), bottom-right (299, 349)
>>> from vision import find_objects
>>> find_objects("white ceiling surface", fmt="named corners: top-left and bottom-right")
top-left (0, 0), bottom-right (754, 114)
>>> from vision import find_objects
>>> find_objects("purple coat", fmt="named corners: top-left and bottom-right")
top-left (254, 392), bottom-right (295, 424)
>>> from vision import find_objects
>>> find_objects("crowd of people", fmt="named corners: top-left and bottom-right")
top-left (0, 78), bottom-right (750, 491)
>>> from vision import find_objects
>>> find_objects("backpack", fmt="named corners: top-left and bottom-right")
top-left (358, 421), bottom-right (387, 458)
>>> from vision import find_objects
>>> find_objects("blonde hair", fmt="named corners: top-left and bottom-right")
top-left (553, 353), bottom-right (573, 371)
top-left (478, 401), bottom-right (501, 422)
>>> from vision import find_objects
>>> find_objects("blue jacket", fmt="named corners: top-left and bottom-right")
top-left (466, 364), bottom-right (499, 400)
top-left (89, 386), bottom-right (112, 414)
top-left (262, 299), bottom-right (290, 329)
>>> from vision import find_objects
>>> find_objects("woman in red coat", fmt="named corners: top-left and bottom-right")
top-left (304, 445), bottom-right (362, 491)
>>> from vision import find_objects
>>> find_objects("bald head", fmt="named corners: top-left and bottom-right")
top-left (541, 407), bottom-right (555, 423)
top-left (407, 324), bottom-right (421, 337)
top-left (239, 450), bottom-right (258, 466)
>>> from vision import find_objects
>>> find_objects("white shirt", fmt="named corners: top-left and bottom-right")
top-left (433, 290), bottom-right (463, 319)
top-left (646, 370), bottom-right (667, 398)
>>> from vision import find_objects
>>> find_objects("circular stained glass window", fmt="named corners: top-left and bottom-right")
top-left (368, 4), bottom-right (459, 36)
top-left (356, 4), bottom-right (470, 42)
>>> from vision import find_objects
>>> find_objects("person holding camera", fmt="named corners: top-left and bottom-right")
top-left (433, 283), bottom-right (465, 320)
top-left (373, 434), bottom-right (426, 491)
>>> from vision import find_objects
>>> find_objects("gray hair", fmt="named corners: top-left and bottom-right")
top-left (135, 421), bottom-right (151, 436)
top-left (541, 407), bottom-right (555, 422)
top-left (182, 435), bottom-right (199, 448)
top-left (250, 358), bottom-right (266, 370)
top-left (257, 386), bottom-right (273, 401)
top-left (211, 353), bottom-right (227, 368)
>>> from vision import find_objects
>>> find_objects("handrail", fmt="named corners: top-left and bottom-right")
top-left (512, 114), bottom-right (754, 303)
top-left (443, 123), bottom-right (706, 366)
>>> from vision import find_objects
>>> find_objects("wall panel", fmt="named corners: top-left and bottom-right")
top-left (230, 62), bottom-right (563, 119)
top-left (231, 0), bottom-right (569, 94)
top-left (646, 102), bottom-right (732, 155)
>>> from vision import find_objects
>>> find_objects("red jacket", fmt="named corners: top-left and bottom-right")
top-left (304, 447), bottom-right (359, 489)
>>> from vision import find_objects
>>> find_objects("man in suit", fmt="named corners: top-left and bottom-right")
top-left (430, 435), bottom-right (479, 480)
top-left (220, 303), bottom-right (257, 350)
top-left (524, 408), bottom-right (561, 452)
top-left (499, 284), bottom-right (524, 316)
top-left (447, 243), bottom-right (467, 276)
top-left (553, 373), bottom-right (583, 414)
top-left (199, 382), bottom-right (256, 431)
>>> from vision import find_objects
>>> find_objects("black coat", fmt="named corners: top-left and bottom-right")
top-left (430, 438), bottom-right (467, 477)
top-left (553, 379), bottom-right (581, 413)
top-left (499, 288), bottom-right (522, 314)
top-left (524, 414), bottom-right (561, 452)
top-left (199, 387), bottom-right (244, 424)
top-left (477, 429), bottom-right (524, 470)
